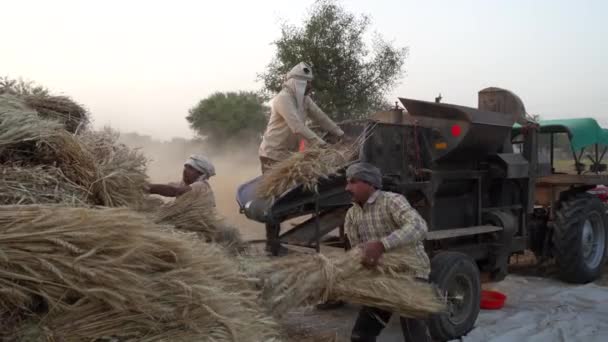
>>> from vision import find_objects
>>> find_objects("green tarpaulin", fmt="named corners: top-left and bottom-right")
top-left (514, 118), bottom-right (608, 151)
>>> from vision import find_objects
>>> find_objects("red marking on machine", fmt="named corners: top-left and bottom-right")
top-left (451, 124), bottom-right (462, 137)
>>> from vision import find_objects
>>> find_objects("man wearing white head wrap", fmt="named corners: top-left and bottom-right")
top-left (146, 154), bottom-right (216, 206)
top-left (184, 154), bottom-right (216, 178)
top-left (259, 62), bottom-right (345, 173)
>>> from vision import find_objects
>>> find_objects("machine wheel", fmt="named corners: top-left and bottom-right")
top-left (428, 252), bottom-right (481, 342)
top-left (482, 211), bottom-right (517, 281)
top-left (553, 193), bottom-right (608, 283)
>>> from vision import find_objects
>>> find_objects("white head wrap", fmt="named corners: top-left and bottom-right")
top-left (184, 154), bottom-right (216, 179)
top-left (283, 62), bottom-right (314, 115)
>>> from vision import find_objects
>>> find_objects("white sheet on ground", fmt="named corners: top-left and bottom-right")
top-left (450, 275), bottom-right (608, 342)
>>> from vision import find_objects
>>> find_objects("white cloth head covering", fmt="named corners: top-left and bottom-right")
top-left (184, 154), bottom-right (216, 179)
top-left (283, 62), bottom-right (314, 115)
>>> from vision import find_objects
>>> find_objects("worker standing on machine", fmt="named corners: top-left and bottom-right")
top-left (258, 62), bottom-right (344, 254)
top-left (344, 162), bottom-right (432, 342)
top-left (258, 61), bottom-right (345, 173)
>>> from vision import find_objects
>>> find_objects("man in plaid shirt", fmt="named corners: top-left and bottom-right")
top-left (344, 162), bottom-right (432, 342)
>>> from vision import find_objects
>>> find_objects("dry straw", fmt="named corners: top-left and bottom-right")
top-left (256, 136), bottom-right (365, 198)
top-left (0, 164), bottom-right (90, 206)
top-left (24, 94), bottom-right (89, 134)
top-left (245, 248), bottom-right (445, 318)
top-left (1, 94), bottom-right (149, 208)
top-left (137, 195), bottom-right (166, 213)
top-left (0, 205), bottom-right (281, 341)
top-left (39, 130), bottom-right (98, 187)
top-left (0, 94), bottom-right (63, 156)
top-left (0, 77), bottom-right (89, 133)
top-left (81, 128), bottom-right (149, 208)
top-left (0, 94), bottom-right (97, 194)
top-left (155, 186), bottom-right (245, 254)
top-left (0, 76), bottom-right (49, 97)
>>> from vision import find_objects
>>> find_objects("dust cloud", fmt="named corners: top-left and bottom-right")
top-left (208, 152), bottom-right (265, 240)
top-left (119, 133), bottom-right (265, 240)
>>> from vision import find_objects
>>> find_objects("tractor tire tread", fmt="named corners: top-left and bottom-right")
top-left (428, 252), bottom-right (481, 342)
top-left (552, 193), bottom-right (607, 284)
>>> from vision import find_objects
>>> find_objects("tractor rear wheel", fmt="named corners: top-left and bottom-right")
top-left (553, 193), bottom-right (608, 283)
top-left (428, 252), bottom-right (480, 341)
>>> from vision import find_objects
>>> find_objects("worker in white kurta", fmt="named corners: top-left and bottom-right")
top-left (258, 62), bottom-right (345, 255)
top-left (258, 62), bottom-right (344, 173)
top-left (146, 155), bottom-right (216, 206)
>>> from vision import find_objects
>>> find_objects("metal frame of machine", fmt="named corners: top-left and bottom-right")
top-left (236, 87), bottom-right (608, 341)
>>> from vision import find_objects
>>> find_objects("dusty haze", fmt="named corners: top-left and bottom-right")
top-left (119, 134), bottom-right (265, 240)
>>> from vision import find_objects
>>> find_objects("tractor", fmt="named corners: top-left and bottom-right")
top-left (236, 87), bottom-right (608, 341)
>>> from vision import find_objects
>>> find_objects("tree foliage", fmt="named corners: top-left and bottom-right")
top-left (259, 0), bottom-right (407, 121)
top-left (186, 91), bottom-right (268, 145)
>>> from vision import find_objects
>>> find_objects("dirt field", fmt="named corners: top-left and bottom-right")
top-left (277, 258), bottom-right (608, 342)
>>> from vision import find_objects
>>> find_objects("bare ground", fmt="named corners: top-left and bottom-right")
top-left (278, 252), bottom-right (608, 342)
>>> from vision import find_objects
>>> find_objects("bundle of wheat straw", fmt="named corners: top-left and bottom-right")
top-left (0, 76), bottom-right (48, 97)
top-left (0, 77), bottom-right (89, 133)
top-left (81, 128), bottom-right (149, 208)
top-left (256, 147), bottom-right (349, 198)
top-left (331, 276), bottom-right (442, 317)
top-left (256, 141), bottom-right (361, 198)
top-left (24, 94), bottom-right (89, 133)
top-left (0, 164), bottom-right (89, 205)
top-left (1, 95), bottom-right (148, 209)
top-left (0, 94), bottom-right (63, 156)
top-left (245, 248), bottom-right (444, 318)
top-left (0, 96), bottom-right (98, 190)
top-left (137, 195), bottom-right (166, 213)
top-left (0, 205), bottom-right (281, 342)
top-left (155, 186), bottom-right (245, 254)
top-left (39, 130), bottom-right (98, 186)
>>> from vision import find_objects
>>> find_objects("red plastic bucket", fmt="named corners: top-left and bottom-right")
top-left (480, 290), bottom-right (507, 310)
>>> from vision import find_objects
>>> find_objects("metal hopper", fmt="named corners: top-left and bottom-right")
top-left (399, 98), bottom-right (516, 163)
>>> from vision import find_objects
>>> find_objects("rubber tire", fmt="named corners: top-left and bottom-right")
top-left (428, 252), bottom-right (481, 342)
top-left (553, 193), bottom-right (608, 284)
top-left (482, 211), bottom-right (517, 281)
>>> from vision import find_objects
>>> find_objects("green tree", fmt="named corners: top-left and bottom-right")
top-left (186, 91), bottom-right (268, 145)
top-left (259, 0), bottom-right (407, 121)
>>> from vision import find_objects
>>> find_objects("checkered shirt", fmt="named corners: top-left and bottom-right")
top-left (344, 190), bottom-right (431, 278)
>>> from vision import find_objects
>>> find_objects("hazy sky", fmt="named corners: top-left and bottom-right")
top-left (3, 0), bottom-right (606, 140)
